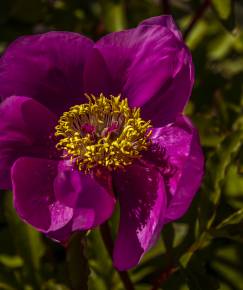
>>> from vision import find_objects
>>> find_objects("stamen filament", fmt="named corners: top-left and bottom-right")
top-left (55, 93), bottom-right (152, 172)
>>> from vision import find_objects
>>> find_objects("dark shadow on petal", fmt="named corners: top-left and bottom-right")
top-left (112, 163), bottom-right (166, 270)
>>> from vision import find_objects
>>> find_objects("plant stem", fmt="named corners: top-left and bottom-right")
top-left (151, 265), bottom-right (178, 290)
top-left (66, 232), bottom-right (90, 290)
top-left (183, 0), bottom-right (211, 40)
top-left (100, 222), bottom-right (135, 290)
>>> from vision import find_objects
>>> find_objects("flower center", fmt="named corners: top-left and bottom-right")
top-left (55, 94), bottom-right (152, 172)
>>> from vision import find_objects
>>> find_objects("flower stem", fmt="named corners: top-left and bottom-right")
top-left (66, 232), bottom-right (90, 290)
top-left (183, 0), bottom-right (211, 40)
top-left (100, 222), bottom-right (135, 290)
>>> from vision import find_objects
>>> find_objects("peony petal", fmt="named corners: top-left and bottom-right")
top-left (46, 221), bottom-right (73, 244)
top-left (0, 96), bottom-right (57, 190)
top-left (72, 171), bottom-right (116, 229)
top-left (83, 48), bottom-right (118, 96)
top-left (54, 161), bottom-right (116, 230)
top-left (86, 15), bottom-right (193, 126)
top-left (54, 161), bottom-right (83, 208)
top-left (112, 163), bottom-right (166, 270)
top-left (150, 115), bottom-right (204, 223)
top-left (140, 15), bottom-right (183, 41)
top-left (12, 157), bottom-right (116, 239)
top-left (0, 32), bottom-right (94, 115)
top-left (12, 157), bottom-right (73, 232)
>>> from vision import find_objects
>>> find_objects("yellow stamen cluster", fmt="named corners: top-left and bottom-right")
top-left (55, 94), bottom-right (152, 172)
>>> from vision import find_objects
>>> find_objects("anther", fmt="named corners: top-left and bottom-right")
top-left (55, 93), bottom-right (152, 172)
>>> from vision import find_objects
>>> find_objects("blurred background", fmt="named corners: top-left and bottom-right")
top-left (0, 0), bottom-right (243, 289)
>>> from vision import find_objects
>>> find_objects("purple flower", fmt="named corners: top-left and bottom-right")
top-left (0, 15), bottom-right (204, 270)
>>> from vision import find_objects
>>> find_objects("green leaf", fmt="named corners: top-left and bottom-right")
top-left (207, 33), bottom-right (235, 61)
top-left (217, 208), bottom-right (243, 228)
top-left (179, 232), bottom-right (211, 268)
top-left (199, 130), bottom-right (243, 230)
top-left (211, 225), bottom-right (243, 243)
top-left (88, 228), bottom-right (118, 290)
top-left (66, 232), bottom-right (90, 290)
top-left (4, 192), bottom-right (44, 287)
top-left (211, 244), bottom-right (243, 288)
top-left (0, 282), bottom-right (16, 290)
top-left (42, 280), bottom-right (70, 290)
top-left (101, 0), bottom-right (126, 32)
top-left (162, 223), bottom-right (175, 253)
top-left (209, 209), bottom-right (243, 242)
top-left (224, 165), bottom-right (243, 208)
top-left (208, 131), bottom-right (243, 204)
top-left (180, 255), bottom-right (220, 290)
top-left (0, 255), bottom-right (23, 268)
top-left (180, 130), bottom-right (243, 267)
top-left (0, 271), bottom-right (20, 290)
top-left (186, 20), bottom-right (208, 50)
top-left (212, 0), bottom-right (232, 20)
top-left (211, 0), bottom-right (236, 31)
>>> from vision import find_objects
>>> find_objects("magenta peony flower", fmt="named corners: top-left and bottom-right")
top-left (0, 15), bottom-right (204, 270)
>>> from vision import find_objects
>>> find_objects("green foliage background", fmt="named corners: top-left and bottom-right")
top-left (0, 0), bottom-right (243, 289)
